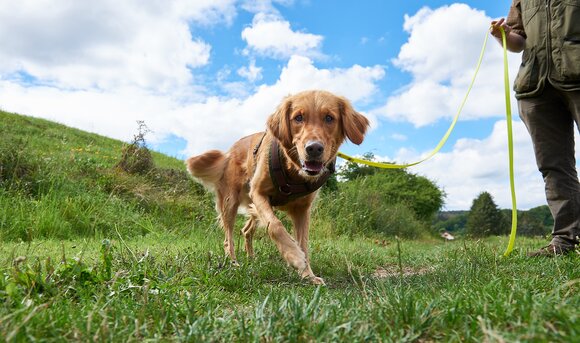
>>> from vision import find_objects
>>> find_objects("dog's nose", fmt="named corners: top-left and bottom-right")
top-left (305, 141), bottom-right (324, 159)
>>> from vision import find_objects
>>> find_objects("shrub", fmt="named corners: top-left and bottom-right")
top-left (0, 140), bottom-right (37, 185)
top-left (313, 169), bottom-right (443, 239)
top-left (338, 155), bottom-right (445, 222)
top-left (116, 121), bottom-right (154, 175)
top-left (0, 139), bottom-right (57, 197)
top-left (345, 170), bottom-right (444, 222)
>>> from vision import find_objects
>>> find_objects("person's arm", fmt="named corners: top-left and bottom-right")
top-left (490, 18), bottom-right (526, 53)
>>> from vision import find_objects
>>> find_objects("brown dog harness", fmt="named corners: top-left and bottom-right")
top-left (267, 139), bottom-right (335, 206)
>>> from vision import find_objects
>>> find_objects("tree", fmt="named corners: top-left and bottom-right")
top-left (517, 205), bottom-right (553, 237)
top-left (466, 192), bottom-right (508, 237)
top-left (338, 152), bottom-right (380, 181)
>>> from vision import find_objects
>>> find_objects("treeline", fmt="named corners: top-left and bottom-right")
top-left (434, 192), bottom-right (553, 238)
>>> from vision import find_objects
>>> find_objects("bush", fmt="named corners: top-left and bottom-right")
top-left (371, 203), bottom-right (427, 238)
top-left (0, 139), bottom-right (59, 197)
top-left (313, 169), bottom-right (444, 239)
top-left (338, 155), bottom-right (445, 222)
top-left (346, 170), bottom-right (444, 222)
top-left (116, 121), bottom-right (154, 175)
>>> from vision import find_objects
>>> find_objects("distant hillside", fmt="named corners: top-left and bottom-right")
top-left (0, 110), bottom-right (213, 241)
top-left (433, 211), bottom-right (469, 234)
top-left (434, 207), bottom-right (552, 237)
top-left (436, 211), bottom-right (469, 221)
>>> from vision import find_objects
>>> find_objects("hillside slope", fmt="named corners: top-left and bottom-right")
top-left (0, 110), bottom-right (212, 241)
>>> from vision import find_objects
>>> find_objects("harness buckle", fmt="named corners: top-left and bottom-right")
top-left (278, 185), bottom-right (292, 195)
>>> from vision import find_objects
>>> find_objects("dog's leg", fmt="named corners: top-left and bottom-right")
top-left (241, 215), bottom-right (257, 258)
top-left (288, 206), bottom-right (311, 260)
top-left (217, 193), bottom-right (239, 264)
top-left (251, 194), bottom-right (323, 284)
top-left (288, 206), bottom-right (324, 285)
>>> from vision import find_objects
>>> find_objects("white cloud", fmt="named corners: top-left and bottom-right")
top-left (391, 133), bottom-right (407, 141)
top-left (241, 13), bottom-right (324, 60)
top-left (375, 3), bottom-right (521, 127)
top-left (237, 60), bottom-right (263, 82)
top-left (277, 56), bottom-right (384, 102)
top-left (241, 0), bottom-right (295, 16)
top-left (174, 0), bottom-right (237, 25)
top-left (0, 0), bottom-right (235, 91)
top-left (386, 120), bottom-right (555, 210)
top-left (176, 56), bottom-right (384, 154)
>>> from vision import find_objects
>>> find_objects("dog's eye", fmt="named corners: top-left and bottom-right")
top-left (294, 114), bottom-right (304, 123)
top-left (325, 115), bottom-right (334, 123)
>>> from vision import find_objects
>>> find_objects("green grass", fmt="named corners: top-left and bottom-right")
top-left (0, 110), bottom-right (213, 242)
top-left (1, 110), bottom-right (578, 341)
top-left (0, 235), bottom-right (578, 342)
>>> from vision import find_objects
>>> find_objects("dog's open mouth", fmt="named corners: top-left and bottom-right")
top-left (302, 160), bottom-right (324, 176)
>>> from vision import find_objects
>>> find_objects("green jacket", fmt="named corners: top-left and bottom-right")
top-left (514, 0), bottom-right (580, 98)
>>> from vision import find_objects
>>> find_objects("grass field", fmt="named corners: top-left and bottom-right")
top-left (1, 110), bottom-right (578, 342)
top-left (1, 235), bottom-right (578, 342)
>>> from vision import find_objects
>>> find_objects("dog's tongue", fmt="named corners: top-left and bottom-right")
top-left (303, 161), bottom-right (324, 173)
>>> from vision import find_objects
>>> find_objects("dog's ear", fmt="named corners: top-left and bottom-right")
top-left (339, 97), bottom-right (369, 145)
top-left (267, 96), bottom-right (293, 148)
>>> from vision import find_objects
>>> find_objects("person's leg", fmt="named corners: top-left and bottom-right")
top-left (560, 87), bottom-right (580, 244)
top-left (519, 84), bottom-right (580, 255)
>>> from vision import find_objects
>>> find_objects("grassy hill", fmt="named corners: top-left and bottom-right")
top-left (0, 110), bottom-right (214, 241)
top-left (0, 110), bottom-right (578, 342)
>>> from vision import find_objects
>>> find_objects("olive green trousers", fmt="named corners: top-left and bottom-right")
top-left (519, 83), bottom-right (580, 248)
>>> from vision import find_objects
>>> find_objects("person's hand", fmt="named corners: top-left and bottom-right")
top-left (490, 18), bottom-right (525, 52)
top-left (490, 18), bottom-right (511, 39)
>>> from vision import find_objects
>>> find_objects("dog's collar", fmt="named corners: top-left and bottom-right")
top-left (268, 139), bottom-right (335, 206)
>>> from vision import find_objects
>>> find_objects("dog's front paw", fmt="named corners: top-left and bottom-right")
top-left (309, 276), bottom-right (326, 286)
top-left (299, 266), bottom-right (325, 285)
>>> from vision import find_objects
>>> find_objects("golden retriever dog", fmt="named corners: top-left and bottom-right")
top-left (186, 90), bottom-right (369, 284)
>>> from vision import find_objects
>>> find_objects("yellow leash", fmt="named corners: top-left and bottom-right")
top-left (337, 27), bottom-right (518, 256)
top-left (500, 28), bottom-right (517, 257)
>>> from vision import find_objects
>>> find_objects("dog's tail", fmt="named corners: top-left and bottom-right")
top-left (186, 150), bottom-right (227, 190)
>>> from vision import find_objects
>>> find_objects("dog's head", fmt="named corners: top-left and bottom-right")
top-left (267, 90), bottom-right (369, 178)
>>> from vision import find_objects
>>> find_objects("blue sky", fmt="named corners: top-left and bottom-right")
top-left (1, 0), bottom-right (577, 210)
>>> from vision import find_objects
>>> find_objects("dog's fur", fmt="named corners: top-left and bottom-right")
top-left (186, 90), bottom-right (369, 284)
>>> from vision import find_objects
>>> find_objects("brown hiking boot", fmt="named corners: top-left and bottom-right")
top-left (527, 244), bottom-right (576, 257)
